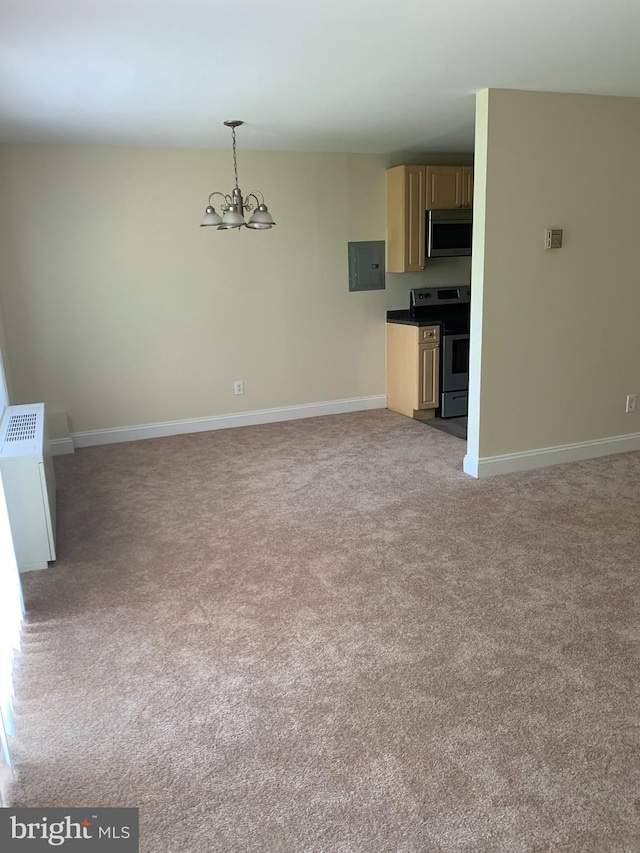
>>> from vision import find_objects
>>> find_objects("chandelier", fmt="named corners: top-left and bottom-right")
top-left (200, 121), bottom-right (276, 230)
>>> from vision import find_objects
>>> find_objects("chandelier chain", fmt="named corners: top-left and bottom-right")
top-left (231, 125), bottom-right (239, 190)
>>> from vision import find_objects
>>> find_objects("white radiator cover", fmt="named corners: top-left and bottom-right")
top-left (0, 403), bottom-right (56, 572)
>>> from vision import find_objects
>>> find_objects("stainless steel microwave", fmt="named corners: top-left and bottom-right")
top-left (426, 208), bottom-right (473, 258)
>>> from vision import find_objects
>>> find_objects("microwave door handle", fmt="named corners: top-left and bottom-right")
top-left (426, 216), bottom-right (434, 255)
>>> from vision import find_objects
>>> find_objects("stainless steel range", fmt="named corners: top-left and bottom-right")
top-left (409, 286), bottom-right (470, 418)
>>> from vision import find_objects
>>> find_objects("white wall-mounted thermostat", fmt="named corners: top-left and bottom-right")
top-left (545, 228), bottom-right (563, 249)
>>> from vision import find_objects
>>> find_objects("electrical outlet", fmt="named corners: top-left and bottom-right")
top-left (234, 380), bottom-right (244, 396)
top-left (626, 394), bottom-right (636, 413)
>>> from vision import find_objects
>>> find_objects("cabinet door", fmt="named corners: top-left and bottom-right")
top-left (418, 343), bottom-right (439, 409)
top-left (386, 323), bottom-right (420, 417)
top-left (425, 166), bottom-right (463, 210)
top-left (405, 166), bottom-right (426, 271)
top-left (462, 166), bottom-right (474, 209)
top-left (386, 165), bottom-right (425, 272)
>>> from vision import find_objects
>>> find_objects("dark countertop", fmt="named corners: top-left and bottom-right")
top-left (386, 310), bottom-right (442, 327)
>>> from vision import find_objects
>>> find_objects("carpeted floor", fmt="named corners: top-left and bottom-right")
top-left (6, 410), bottom-right (640, 851)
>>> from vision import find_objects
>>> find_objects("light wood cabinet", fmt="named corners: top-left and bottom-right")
top-left (386, 165), bottom-right (426, 273)
top-left (418, 343), bottom-right (438, 409)
top-left (386, 163), bottom-right (473, 272)
top-left (425, 165), bottom-right (474, 210)
top-left (386, 322), bottom-right (440, 418)
top-left (462, 166), bottom-right (474, 209)
top-left (418, 326), bottom-right (439, 344)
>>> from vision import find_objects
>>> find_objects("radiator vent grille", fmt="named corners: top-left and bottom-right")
top-left (5, 412), bottom-right (38, 442)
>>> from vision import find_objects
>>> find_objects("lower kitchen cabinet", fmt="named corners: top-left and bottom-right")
top-left (386, 323), bottom-right (440, 419)
top-left (418, 343), bottom-right (438, 409)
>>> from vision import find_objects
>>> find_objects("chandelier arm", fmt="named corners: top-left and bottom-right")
top-left (246, 190), bottom-right (265, 206)
top-left (208, 191), bottom-right (229, 208)
top-left (244, 192), bottom-right (262, 211)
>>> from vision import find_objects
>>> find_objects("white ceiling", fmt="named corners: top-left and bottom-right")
top-left (1, 0), bottom-right (640, 154)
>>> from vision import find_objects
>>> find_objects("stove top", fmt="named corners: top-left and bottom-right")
top-left (410, 285), bottom-right (470, 310)
top-left (409, 285), bottom-right (471, 334)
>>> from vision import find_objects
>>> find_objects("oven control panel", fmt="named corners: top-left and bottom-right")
top-left (410, 286), bottom-right (470, 308)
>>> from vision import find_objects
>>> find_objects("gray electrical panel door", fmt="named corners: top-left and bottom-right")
top-left (348, 241), bottom-right (385, 292)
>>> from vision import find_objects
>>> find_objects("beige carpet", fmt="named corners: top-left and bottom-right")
top-left (6, 410), bottom-right (640, 851)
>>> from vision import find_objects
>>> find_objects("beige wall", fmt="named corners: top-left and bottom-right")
top-left (0, 298), bottom-right (14, 406)
top-left (0, 145), bottom-right (470, 436)
top-left (470, 89), bottom-right (640, 460)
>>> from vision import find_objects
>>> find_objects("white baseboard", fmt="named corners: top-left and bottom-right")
top-left (49, 437), bottom-right (75, 456)
top-left (70, 395), bottom-right (388, 449)
top-left (464, 431), bottom-right (640, 478)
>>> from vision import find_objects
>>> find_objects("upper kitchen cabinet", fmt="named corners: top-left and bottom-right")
top-left (425, 165), bottom-right (474, 210)
top-left (386, 163), bottom-right (474, 271)
top-left (386, 165), bottom-right (426, 273)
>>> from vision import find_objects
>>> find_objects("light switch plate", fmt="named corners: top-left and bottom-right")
top-left (545, 228), bottom-right (563, 249)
